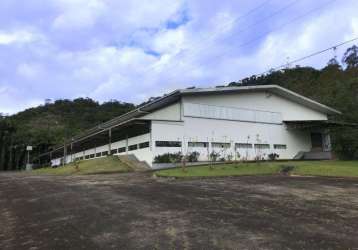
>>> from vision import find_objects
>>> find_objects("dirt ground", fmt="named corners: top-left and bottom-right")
top-left (0, 172), bottom-right (358, 250)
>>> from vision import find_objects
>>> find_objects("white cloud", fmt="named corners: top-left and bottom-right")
top-left (17, 63), bottom-right (43, 79)
top-left (1, 0), bottom-right (358, 114)
top-left (53, 0), bottom-right (107, 30)
top-left (0, 30), bottom-right (38, 45)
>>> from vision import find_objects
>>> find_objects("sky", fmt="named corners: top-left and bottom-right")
top-left (0, 0), bottom-right (357, 114)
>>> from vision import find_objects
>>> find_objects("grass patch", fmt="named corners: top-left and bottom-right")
top-left (34, 156), bottom-right (133, 175)
top-left (155, 163), bottom-right (282, 178)
top-left (155, 161), bottom-right (358, 178)
top-left (292, 161), bottom-right (358, 177)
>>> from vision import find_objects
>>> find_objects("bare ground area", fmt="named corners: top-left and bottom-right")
top-left (0, 172), bottom-right (358, 250)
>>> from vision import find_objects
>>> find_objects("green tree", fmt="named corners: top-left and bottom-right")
top-left (342, 45), bottom-right (358, 69)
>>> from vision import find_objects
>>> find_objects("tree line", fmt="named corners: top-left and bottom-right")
top-left (0, 45), bottom-right (358, 170)
top-left (0, 99), bottom-right (134, 171)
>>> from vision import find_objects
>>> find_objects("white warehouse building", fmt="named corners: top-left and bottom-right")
top-left (42, 85), bottom-right (341, 169)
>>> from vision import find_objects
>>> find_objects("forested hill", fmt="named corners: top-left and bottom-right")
top-left (227, 45), bottom-right (358, 159)
top-left (0, 99), bottom-right (134, 170)
top-left (0, 45), bottom-right (358, 170)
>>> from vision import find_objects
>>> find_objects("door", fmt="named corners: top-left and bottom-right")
top-left (311, 133), bottom-right (323, 151)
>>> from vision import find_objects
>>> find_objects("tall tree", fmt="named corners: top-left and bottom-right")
top-left (342, 45), bottom-right (358, 69)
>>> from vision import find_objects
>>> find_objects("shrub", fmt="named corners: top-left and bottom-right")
top-left (280, 165), bottom-right (295, 175)
top-left (154, 152), bottom-right (183, 163)
top-left (268, 153), bottom-right (279, 161)
top-left (219, 157), bottom-right (226, 162)
top-left (210, 151), bottom-right (220, 162)
top-left (227, 153), bottom-right (233, 162)
top-left (187, 151), bottom-right (200, 162)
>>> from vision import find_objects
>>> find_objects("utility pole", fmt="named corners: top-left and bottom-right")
top-left (26, 146), bottom-right (33, 171)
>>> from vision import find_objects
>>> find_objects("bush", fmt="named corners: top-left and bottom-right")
top-left (187, 151), bottom-right (200, 162)
top-left (227, 153), bottom-right (233, 162)
top-left (210, 151), bottom-right (220, 162)
top-left (280, 165), bottom-right (295, 175)
top-left (219, 157), bottom-right (226, 162)
top-left (268, 153), bottom-right (279, 161)
top-left (154, 152), bottom-right (183, 163)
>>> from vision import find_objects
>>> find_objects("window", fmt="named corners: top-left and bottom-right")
top-left (102, 151), bottom-right (108, 156)
top-left (212, 142), bottom-right (231, 148)
top-left (274, 144), bottom-right (287, 150)
top-left (188, 142), bottom-right (208, 148)
top-left (95, 152), bottom-right (101, 158)
top-left (78, 157), bottom-right (84, 161)
top-left (85, 155), bottom-right (90, 159)
top-left (118, 147), bottom-right (126, 153)
top-left (155, 141), bottom-right (182, 147)
top-left (128, 144), bottom-right (138, 151)
top-left (89, 154), bottom-right (95, 159)
top-left (254, 144), bottom-right (270, 149)
top-left (235, 143), bottom-right (252, 149)
top-left (111, 149), bottom-right (118, 155)
top-left (139, 141), bottom-right (150, 149)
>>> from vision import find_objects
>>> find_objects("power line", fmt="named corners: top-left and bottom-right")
top-left (259, 36), bottom-right (358, 75)
top-left (227, 0), bottom-right (337, 53)
top-left (147, 0), bottom-right (273, 73)
top-left (156, 0), bottom-right (338, 87)
top-left (234, 0), bottom-right (300, 35)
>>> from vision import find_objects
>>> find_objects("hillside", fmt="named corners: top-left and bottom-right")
top-left (0, 99), bottom-right (135, 170)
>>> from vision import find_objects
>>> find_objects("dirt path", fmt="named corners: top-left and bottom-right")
top-left (0, 172), bottom-right (358, 249)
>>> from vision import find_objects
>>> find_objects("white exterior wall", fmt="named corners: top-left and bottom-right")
top-left (141, 102), bottom-right (181, 121)
top-left (122, 133), bottom-right (153, 163)
top-left (183, 92), bottom-right (328, 121)
top-left (150, 92), bottom-right (326, 162)
top-left (51, 133), bottom-right (153, 167)
top-left (151, 121), bottom-right (184, 157)
top-left (151, 117), bottom-right (311, 161)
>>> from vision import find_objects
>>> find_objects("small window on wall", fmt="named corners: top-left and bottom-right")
top-left (235, 143), bottom-right (253, 149)
top-left (79, 157), bottom-right (84, 161)
top-left (111, 149), bottom-right (118, 155)
top-left (155, 141), bottom-right (182, 147)
top-left (102, 151), bottom-right (108, 156)
top-left (274, 144), bottom-right (287, 150)
top-left (212, 142), bottom-right (231, 148)
top-left (188, 142), bottom-right (208, 148)
top-left (85, 155), bottom-right (90, 159)
top-left (95, 152), bottom-right (101, 157)
top-left (139, 142), bottom-right (150, 149)
top-left (118, 147), bottom-right (126, 153)
top-left (129, 144), bottom-right (138, 151)
top-left (254, 144), bottom-right (270, 149)
top-left (89, 154), bottom-right (95, 159)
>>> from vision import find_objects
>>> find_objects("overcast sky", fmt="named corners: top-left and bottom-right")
top-left (0, 0), bottom-right (357, 114)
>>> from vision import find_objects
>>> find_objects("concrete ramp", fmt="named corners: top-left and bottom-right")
top-left (303, 151), bottom-right (332, 160)
top-left (117, 155), bottom-right (151, 171)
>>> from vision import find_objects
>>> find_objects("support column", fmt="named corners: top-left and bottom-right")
top-left (70, 143), bottom-right (73, 163)
top-left (125, 135), bottom-right (129, 155)
top-left (108, 128), bottom-right (112, 155)
top-left (62, 142), bottom-right (66, 167)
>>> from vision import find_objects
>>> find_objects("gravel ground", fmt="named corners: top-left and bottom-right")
top-left (0, 172), bottom-right (358, 250)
